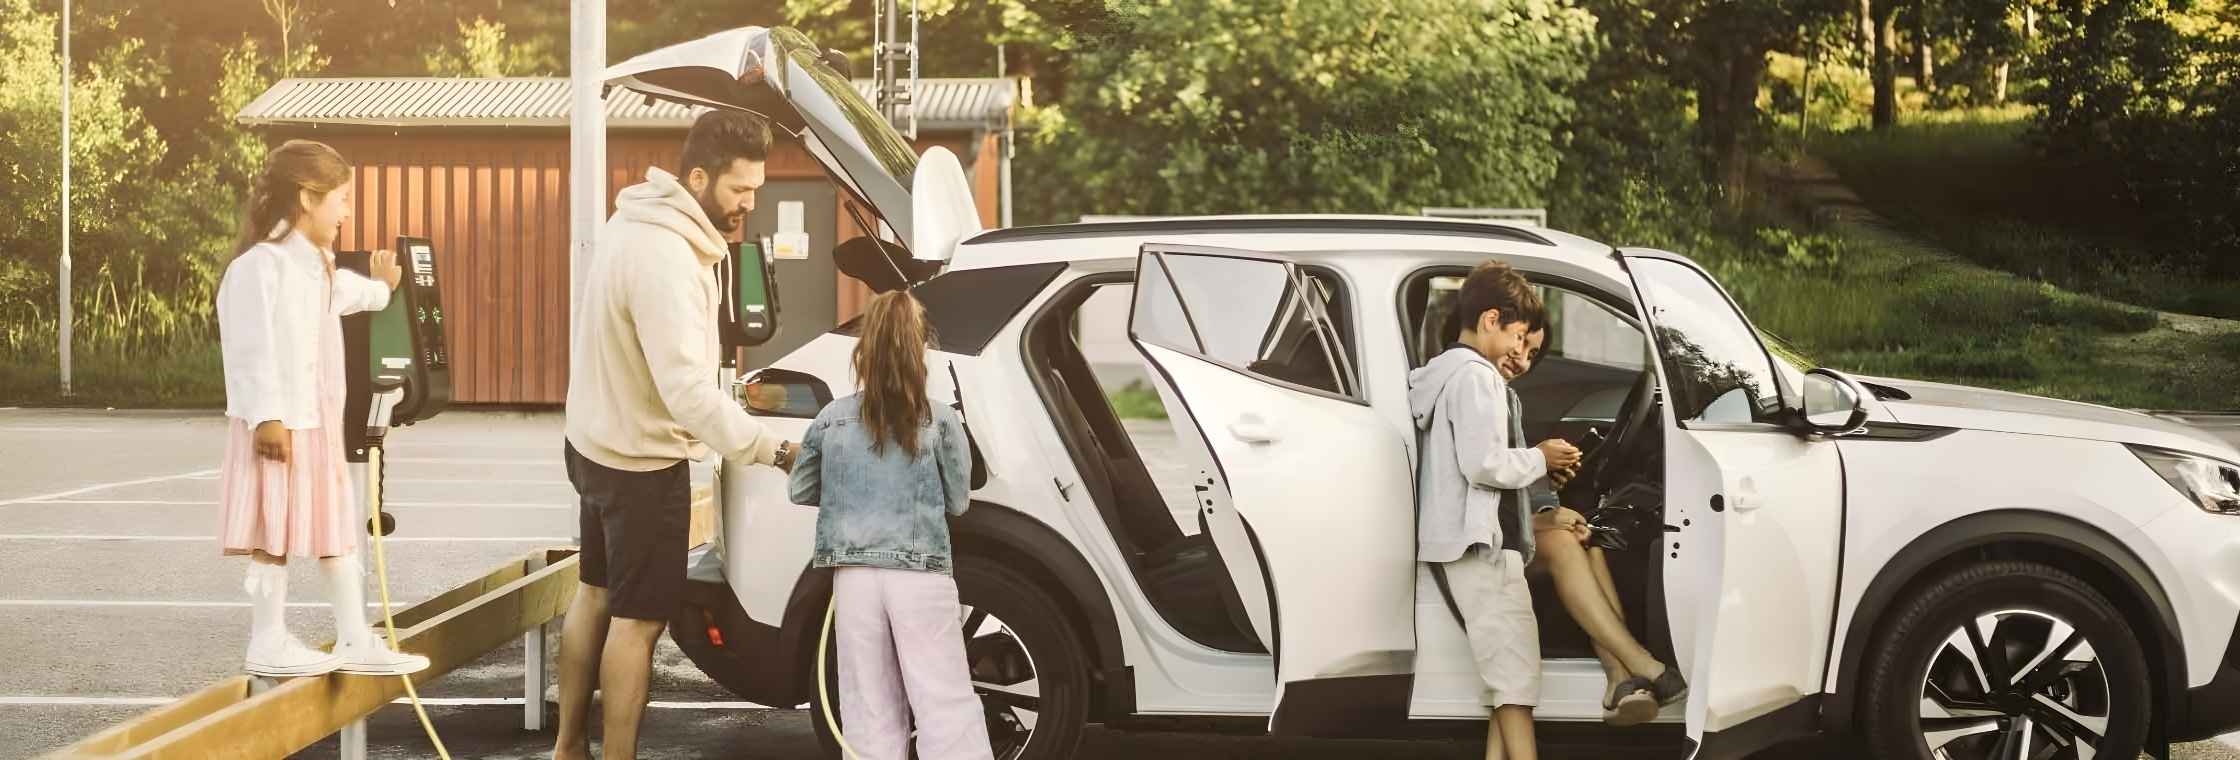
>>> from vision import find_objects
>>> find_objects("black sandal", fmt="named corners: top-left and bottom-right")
top-left (1649, 665), bottom-right (1689, 706)
top-left (1602, 676), bottom-right (1658, 726)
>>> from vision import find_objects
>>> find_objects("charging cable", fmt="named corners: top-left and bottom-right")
top-left (364, 386), bottom-right (452, 759)
top-left (817, 595), bottom-right (865, 760)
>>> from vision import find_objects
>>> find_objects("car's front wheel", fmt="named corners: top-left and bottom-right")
top-left (1859, 560), bottom-right (2152, 760)
top-left (808, 560), bottom-right (1091, 760)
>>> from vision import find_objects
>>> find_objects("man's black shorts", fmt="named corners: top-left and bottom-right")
top-left (564, 442), bottom-right (689, 621)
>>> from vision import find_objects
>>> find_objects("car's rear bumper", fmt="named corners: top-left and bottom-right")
top-left (669, 545), bottom-right (803, 708)
top-left (2171, 614), bottom-right (2240, 742)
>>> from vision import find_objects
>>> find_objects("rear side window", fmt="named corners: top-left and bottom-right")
top-left (834, 262), bottom-right (1066, 355)
top-left (1132, 252), bottom-right (1361, 399)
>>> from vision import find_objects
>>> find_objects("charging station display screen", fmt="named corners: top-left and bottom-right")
top-left (721, 240), bottom-right (781, 348)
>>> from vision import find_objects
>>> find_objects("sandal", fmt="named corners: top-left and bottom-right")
top-left (1648, 664), bottom-right (1689, 706)
top-left (1602, 676), bottom-right (1659, 727)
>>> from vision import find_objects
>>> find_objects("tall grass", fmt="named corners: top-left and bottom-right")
top-left (1813, 111), bottom-right (2240, 321)
top-left (0, 263), bottom-right (221, 406)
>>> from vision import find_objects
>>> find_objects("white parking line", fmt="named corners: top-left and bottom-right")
top-left (0, 695), bottom-right (773, 709)
top-left (0, 469), bottom-right (218, 507)
top-left (0, 535), bottom-right (568, 543)
top-left (14, 500), bottom-right (568, 511)
top-left (0, 600), bottom-right (409, 608)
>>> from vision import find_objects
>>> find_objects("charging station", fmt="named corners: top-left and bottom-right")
top-left (339, 236), bottom-right (451, 460)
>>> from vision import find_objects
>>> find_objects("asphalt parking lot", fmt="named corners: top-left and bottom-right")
top-left (4, 408), bottom-right (2237, 759)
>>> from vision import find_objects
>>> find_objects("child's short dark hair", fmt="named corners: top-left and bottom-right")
top-left (677, 110), bottom-right (773, 180)
top-left (1452, 260), bottom-right (1546, 337)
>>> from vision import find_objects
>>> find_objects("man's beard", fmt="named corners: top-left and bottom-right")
top-left (696, 189), bottom-right (744, 234)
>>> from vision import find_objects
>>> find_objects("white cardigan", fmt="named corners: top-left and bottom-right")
top-left (216, 230), bottom-right (391, 429)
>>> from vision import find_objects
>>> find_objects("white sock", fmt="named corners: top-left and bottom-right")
top-left (243, 561), bottom-right (291, 650)
top-left (320, 555), bottom-right (373, 650)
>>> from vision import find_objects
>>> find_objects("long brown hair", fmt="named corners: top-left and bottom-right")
top-left (233, 140), bottom-right (352, 258)
top-left (852, 290), bottom-right (935, 456)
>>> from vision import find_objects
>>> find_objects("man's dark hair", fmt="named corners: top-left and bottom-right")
top-left (1450, 260), bottom-right (1546, 338)
top-left (678, 110), bottom-right (773, 181)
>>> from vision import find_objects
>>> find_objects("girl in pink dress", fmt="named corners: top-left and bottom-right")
top-left (214, 140), bottom-right (427, 677)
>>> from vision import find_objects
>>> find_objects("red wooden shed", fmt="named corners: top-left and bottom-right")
top-left (236, 76), bottom-right (1015, 404)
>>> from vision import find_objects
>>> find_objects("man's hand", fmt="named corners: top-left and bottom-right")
top-left (1535, 439), bottom-right (1582, 472)
top-left (369, 249), bottom-right (404, 290)
top-left (776, 440), bottom-right (802, 473)
top-left (254, 420), bottom-right (291, 463)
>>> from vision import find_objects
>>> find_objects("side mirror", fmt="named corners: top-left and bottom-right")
top-left (1800, 368), bottom-right (1870, 435)
top-left (738, 367), bottom-right (833, 419)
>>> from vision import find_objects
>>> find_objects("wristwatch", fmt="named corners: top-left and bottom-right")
top-left (771, 442), bottom-right (796, 471)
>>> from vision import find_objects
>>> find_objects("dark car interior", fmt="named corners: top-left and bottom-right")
top-left (1400, 268), bottom-right (1673, 664)
top-left (1025, 272), bottom-right (1268, 654)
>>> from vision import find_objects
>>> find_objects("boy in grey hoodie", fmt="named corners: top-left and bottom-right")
top-left (1408, 261), bottom-right (1579, 760)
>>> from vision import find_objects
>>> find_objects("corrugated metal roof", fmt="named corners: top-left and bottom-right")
top-left (236, 77), bottom-right (1014, 132)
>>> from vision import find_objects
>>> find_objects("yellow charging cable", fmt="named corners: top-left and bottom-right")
top-left (817, 595), bottom-right (865, 760)
top-left (366, 444), bottom-right (453, 760)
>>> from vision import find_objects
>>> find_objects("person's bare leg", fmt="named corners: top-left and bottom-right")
top-left (552, 584), bottom-right (610, 760)
top-left (1484, 716), bottom-right (1506, 760)
top-left (1534, 534), bottom-right (1633, 697)
top-left (1494, 705), bottom-right (1538, 760)
top-left (1538, 531), bottom-right (1662, 678)
top-left (1586, 545), bottom-right (1667, 681)
top-left (598, 616), bottom-right (667, 760)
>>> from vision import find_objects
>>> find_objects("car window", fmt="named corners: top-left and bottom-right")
top-left (1629, 258), bottom-right (1784, 425)
top-left (1411, 272), bottom-right (1647, 377)
top-left (1133, 252), bottom-right (1359, 398)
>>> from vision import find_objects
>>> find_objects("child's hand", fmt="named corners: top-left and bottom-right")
top-left (369, 249), bottom-right (404, 290)
top-left (1535, 439), bottom-right (1581, 471)
top-left (254, 420), bottom-right (291, 463)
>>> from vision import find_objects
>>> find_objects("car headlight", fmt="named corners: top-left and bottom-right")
top-left (2130, 445), bottom-right (2240, 515)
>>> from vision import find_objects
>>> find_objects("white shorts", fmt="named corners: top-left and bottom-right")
top-left (1441, 546), bottom-right (1541, 708)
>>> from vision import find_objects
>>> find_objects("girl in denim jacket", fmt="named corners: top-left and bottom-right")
top-left (789, 290), bottom-right (989, 760)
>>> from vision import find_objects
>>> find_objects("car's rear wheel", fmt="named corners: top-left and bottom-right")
top-left (1859, 560), bottom-right (2151, 760)
top-left (808, 560), bottom-right (1091, 760)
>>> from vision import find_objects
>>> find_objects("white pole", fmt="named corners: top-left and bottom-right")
top-left (568, 0), bottom-right (605, 338)
top-left (58, 0), bottom-right (72, 398)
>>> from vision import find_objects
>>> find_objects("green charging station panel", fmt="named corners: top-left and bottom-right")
top-left (342, 236), bottom-right (450, 460)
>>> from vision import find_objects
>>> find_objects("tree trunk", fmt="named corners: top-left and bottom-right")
top-left (1872, 3), bottom-right (1900, 128)
top-left (1859, 0), bottom-right (1877, 58)
top-left (1915, 1), bottom-right (1935, 92)
top-left (1696, 45), bottom-right (1771, 201)
top-left (1993, 61), bottom-right (2010, 102)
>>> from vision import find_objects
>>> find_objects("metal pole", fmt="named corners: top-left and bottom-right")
top-left (997, 45), bottom-right (1012, 228)
top-left (569, 0), bottom-right (604, 547)
top-left (569, 0), bottom-right (605, 335)
top-left (59, 0), bottom-right (72, 398)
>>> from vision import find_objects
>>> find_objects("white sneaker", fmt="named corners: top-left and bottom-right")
top-left (246, 636), bottom-right (344, 677)
top-left (333, 635), bottom-right (430, 676)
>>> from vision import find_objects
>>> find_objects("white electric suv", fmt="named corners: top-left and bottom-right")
top-left (607, 27), bottom-right (2240, 760)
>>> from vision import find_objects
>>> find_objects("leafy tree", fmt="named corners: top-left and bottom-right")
top-left (1015, 0), bottom-right (1597, 222)
top-left (423, 17), bottom-right (557, 77)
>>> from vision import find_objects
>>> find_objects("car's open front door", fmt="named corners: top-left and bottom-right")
top-left (1619, 248), bottom-right (1846, 757)
top-left (1125, 243), bottom-right (1419, 737)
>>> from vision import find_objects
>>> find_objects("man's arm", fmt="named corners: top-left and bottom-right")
top-left (628, 248), bottom-right (784, 466)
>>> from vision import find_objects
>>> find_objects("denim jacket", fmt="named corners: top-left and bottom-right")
top-left (788, 395), bottom-right (972, 575)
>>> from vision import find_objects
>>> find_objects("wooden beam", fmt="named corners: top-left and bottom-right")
top-left (42, 548), bottom-right (579, 759)
top-left (688, 482), bottom-right (715, 548)
top-left (56, 677), bottom-right (253, 755)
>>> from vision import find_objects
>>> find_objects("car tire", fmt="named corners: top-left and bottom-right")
top-left (1858, 560), bottom-right (2151, 760)
top-left (807, 560), bottom-right (1092, 760)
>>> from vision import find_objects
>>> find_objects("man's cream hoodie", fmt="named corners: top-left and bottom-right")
top-left (565, 167), bottom-right (782, 472)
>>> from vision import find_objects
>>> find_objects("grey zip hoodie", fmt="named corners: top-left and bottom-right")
top-left (1409, 345), bottom-right (1549, 563)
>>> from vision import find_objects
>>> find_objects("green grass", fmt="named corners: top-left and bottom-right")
top-left (1107, 381), bottom-right (1168, 420)
top-left (0, 340), bottom-right (226, 407)
top-left (1704, 196), bottom-right (2240, 410)
top-left (1812, 110), bottom-right (2240, 321)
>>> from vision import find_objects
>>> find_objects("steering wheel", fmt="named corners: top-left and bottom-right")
top-left (1584, 368), bottom-right (1660, 494)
